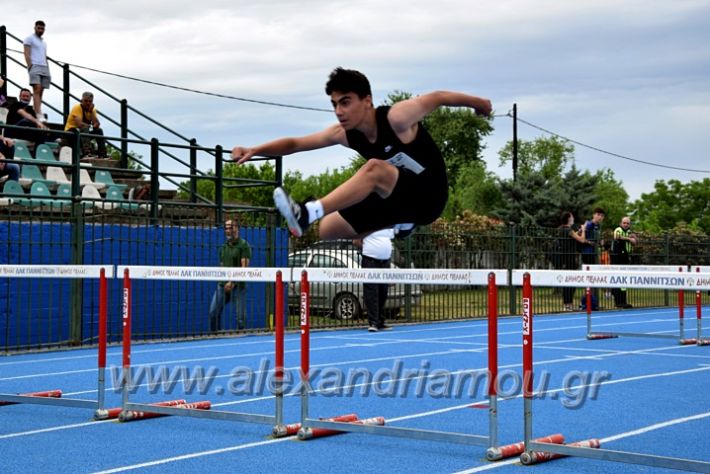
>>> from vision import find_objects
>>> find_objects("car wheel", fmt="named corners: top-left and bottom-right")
top-left (333, 292), bottom-right (361, 320)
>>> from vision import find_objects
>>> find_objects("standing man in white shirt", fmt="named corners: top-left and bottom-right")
top-left (23, 20), bottom-right (50, 121)
top-left (354, 228), bottom-right (395, 332)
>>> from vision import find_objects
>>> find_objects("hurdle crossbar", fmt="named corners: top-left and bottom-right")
top-left (520, 271), bottom-right (710, 472)
top-left (116, 266), bottom-right (289, 430)
top-left (691, 266), bottom-right (710, 345)
top-left (0, 265), bottom-right (113, 416)
top-left (528, 268), bottom-right (707, 343)
top-left (296, 268), bottom-right (507, 449)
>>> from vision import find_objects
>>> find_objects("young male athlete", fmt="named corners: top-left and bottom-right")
top-left (231, 67), bottom-right (492, 240)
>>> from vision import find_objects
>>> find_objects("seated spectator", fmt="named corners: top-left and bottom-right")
top-left (0, 76), bottom-right (7, 106)
top-left (0, 137), bottom-right (21, 182)
top-left (4, 88), bottom-right (48, 145)
top-left (64, 91), bottom-right (107, 158)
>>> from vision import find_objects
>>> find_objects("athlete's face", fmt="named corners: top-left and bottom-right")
top-left (330, 91), bottom-right (371, 130)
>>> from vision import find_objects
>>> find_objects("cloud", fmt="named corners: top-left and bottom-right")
top-left (2, 0), bottom-right (709, 200)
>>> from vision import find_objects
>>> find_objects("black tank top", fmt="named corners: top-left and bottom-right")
top-left (344, 106), bottom-right (447, 184)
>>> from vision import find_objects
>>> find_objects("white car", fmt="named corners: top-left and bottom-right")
top-left (287, 246), bottom-right (422, 320)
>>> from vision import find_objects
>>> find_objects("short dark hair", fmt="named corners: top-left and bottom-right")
top-left (325, 67), bottom-right (371, 99)
top-left (35, 20), bottom-right (45, 27)
top-left (593, 207), bottom-right (605, 215)
top-left (560, 211), bottom-right (573, 226)
top-left (20, 87), bottom-right (31, 95)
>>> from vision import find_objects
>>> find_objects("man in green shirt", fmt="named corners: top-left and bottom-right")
top-left (209, 219), bottom-right (251, 331)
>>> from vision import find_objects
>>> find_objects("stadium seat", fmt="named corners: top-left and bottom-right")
top-left (34, 144), bottom-right (57, 163)
top-left (19, 164), bottom-right (57, 190)
top-left (81, 184), bottom-right (110, 209)
top-left (28, 181), bottom-right (58, 207)
top-left (13, 142), bottom-right (34, 161)
top-left (80, 169), bottom-right (106, 191)
top-left (105, 186), bottom-right (141, 211)
top-left (58, 146), bottom-right (73, 164)
top-left (55, 183), bottom-right (73, 208)
top-left (45, 165), bottom-right (71, 185)
top-left (2, 180), bottom-right (26, 205)
top-left (94, 170), bottom-right (127, 193)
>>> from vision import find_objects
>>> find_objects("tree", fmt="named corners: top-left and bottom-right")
top-left (494, 137), bottom-right (606, 227)
top-left (631, 178), bottom-right (710, 234)
top-left (498, 135), bottom-right (574, 180)
top-left (445, 161), bottom-right (503, 219)
top-left (591, 169), bottom-right (630, 230)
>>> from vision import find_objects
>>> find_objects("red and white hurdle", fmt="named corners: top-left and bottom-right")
top-left (0, 265), bottom-right (112, 417)
top-left (517, 270), bottom-right (710, 471)
top-left (295, 268), bottom-right (508, 452)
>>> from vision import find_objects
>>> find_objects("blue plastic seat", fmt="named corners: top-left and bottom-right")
top-left (13, 142), bottom-right (34, 161)
top-left (34, 144), bottom-right (58, 163)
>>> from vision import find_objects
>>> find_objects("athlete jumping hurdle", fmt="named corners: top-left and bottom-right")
top-left (231, 67), bottom-right (492, 240)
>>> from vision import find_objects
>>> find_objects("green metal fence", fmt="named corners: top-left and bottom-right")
top-left (3, 208), bottom-right (710, 354)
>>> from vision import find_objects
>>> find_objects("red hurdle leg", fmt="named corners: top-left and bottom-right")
top-left (520, 438), bottom-right (601, 464)
top-left (274, 413), bottom-right (360, 438)
top-left (118, 400), bottom-right (211, 422)
top-left (95, 399), bottom-right (187, 421)
top-left (487, 433), bottom-right (564, 461)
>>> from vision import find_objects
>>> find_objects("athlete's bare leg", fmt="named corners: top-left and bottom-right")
top-left (318, 213), bottom-right (359, 240)
top-left (320, 160), bottom-right (399, 214)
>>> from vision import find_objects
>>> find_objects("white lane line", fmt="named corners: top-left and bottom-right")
top-left (452, 411), bottom-right (710, 473)
top-left (86, 375), bottom-right (710, 474)
top-left (90, 437), bottom-right (291, 474)
top-left (5, 363), bottom-right (707, 440)
top-left (0, 419), bottom-right (113, 439)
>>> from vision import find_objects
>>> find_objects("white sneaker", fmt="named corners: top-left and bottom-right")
top-left (273, 187), bottom-right (309, 237)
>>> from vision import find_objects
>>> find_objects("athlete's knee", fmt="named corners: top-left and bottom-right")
top-left (359, 160), bottom-right (397, 189)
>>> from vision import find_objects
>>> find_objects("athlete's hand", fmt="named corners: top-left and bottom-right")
top-left (474, 98), bottom-right (493, 117)
top-left (231, 146), bottom-right (255, 164)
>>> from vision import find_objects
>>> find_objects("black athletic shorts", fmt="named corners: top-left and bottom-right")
top-left (338, 167), bottom-right (448, 235)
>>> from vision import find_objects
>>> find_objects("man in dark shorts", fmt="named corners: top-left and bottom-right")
top-left (231, 67), bottom-right (492, 240)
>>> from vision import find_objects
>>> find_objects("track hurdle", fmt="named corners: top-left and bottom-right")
top-left (0, 265), bottom-right (113, 417)
top-left (517, 270), bottom-right (710, 472)
top-left (295, 268), bottom-right (508, 452)
top-left (582, 265), bottom-right (698, 343)
top-left (690, 266), bottom-right (710, 346)
top-left (116, 265), bottom-right (294, 432)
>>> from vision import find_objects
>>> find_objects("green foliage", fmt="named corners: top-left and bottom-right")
top-left (498, 135), bottom-right (574, 180)
top-left (631, 178), bottom-right (710, 234)
top-left (495, 136), bottom-right (629, 228)
top-left (445, 161), bottom-right (503, 219)
top-left (282, 158), bottom-right (363, 202)
top-left (592, 168), bottom-right (630, 229)
top-left (179, 161), bottom-right (277, 208)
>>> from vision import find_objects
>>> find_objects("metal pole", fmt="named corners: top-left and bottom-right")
top-left (274, 271), bottom-right (284, 429)
top-left (96, 268), bottom-right (108, 413)
top-left (522, 273), bottom-right (533, 448)
top-left (121, 268), bottom-right (132, 410)
top-left (487, 272), bottom-right (498, 449)
top-left (299, 270), bottom-right (311, 436)
top-left (120, 100), bottom-right (128, 167)
top-left (512, 103), bottom-right (518, 182)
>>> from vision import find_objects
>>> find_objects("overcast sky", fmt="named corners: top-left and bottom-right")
top-left (3, 0), bottom-right (709, 201)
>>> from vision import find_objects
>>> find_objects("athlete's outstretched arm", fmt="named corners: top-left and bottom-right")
top-left (231, 124), bottom-right (347, 164)
top-left (387, 91), bottom-right (492, 135)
